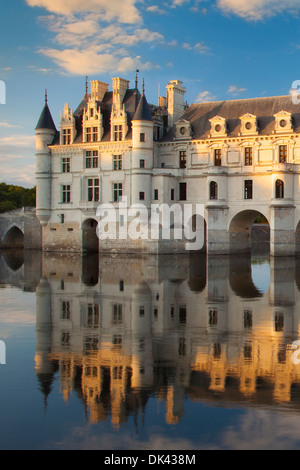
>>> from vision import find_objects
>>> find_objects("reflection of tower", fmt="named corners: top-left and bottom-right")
top-left (131, 282), bottom-right (153, 389)
top-left (35, 92), bottom-right (56, 227)
top-left (35, 277), bottom-right (55, 407)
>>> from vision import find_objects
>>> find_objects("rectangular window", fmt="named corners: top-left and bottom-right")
top-left (244, 310), bottom-right (253, 329)
top-left (113, 183), bottom-right (123, 202)
top-left (275, 312), bottom-right (284, 332)
top-left (209, 309), bottom-right (218, 327)
top-left (113, 155), bottom-right (123, 170)
top-left (179, 182), bottom-right (187, 201)
top-left (171, 189), bottom-right (175, 201)
top-left (245, 147), bottom-right (253, 166)
top-left (139, 307), bottom-right (145, 317)
top-left (113, 304), bottom-right (123, 324)
top-left (279, 145), bottom-right (287, 163)
top-left (62, 185), bottom-right (71, 203)
top-left (154, 189), bottom-right (158, 200)
top-left (139, 192), bottom-right (145, 201)
top-left (140, 133), bottom-right (145, 142)
top-left (61, 301), bottom-right (70, 320)
top-left (179, 306), bottom-right (186, 324)
top-left (140, 159), bottom-right (145, 168)
top-left (86, 127), bottom-right (92, 143)
top-left (88, 178), bottom-right (100, 202)
top-left (114, 125), bottom-right (123, 141)
top-left (214, 149), bottom-right (222, 167)
top-left (86, 151), bottom-right (98, 169)
top-left (180, 151), bottom-right (187, 169)
top-left (62, 129), bottom-right (71, 145)
top-left (92, 127), bottom-right (98, 142)
top-left (244, 180), bottom-right (253, 200)
top-left (87, 304), bottom-right (100, 328)
top-left (62, 157), bottom-right (70, 173)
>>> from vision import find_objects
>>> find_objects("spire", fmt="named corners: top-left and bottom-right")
top-left (35, 92), bottom-right (56, 131)
top-left (132, 89), bottom-right (152, 122)
top-left (85, 76), bottom-right (89, 96)
top-left (135, 70), bottom-right (139, 90)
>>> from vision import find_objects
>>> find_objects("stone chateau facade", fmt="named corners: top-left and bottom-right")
top-left (35, 76), bottom-right (300, 256)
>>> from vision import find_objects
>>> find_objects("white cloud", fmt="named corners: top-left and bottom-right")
top-left (0, 135), bottom-right (36, 186)
top-left (33, 4), bottom-right (164, 75)
top-left (26, 0), bottom-right (141, 24)
top-left (183, 41), bottom-right (209, 54)
top-left (217, 0), bottom-right (300, 21)
top-left (0, 122), bottom-right (22, 129)
top-left (38, 47), bottom-right (153, 75)
top-left (195, 90), bottom-right (217, 102)
top-left (227, 85), bottom-right (247, 95)
top-left (146, 5), bottom-right (167, 14)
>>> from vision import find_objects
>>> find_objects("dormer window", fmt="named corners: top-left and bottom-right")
top-left (62, 129), bottom-right (71, 145)
top-left (240, 114), bottom-right (258, 135)
top-left (82, 99), bottom-right (103, 143)
top-left (274, 111), bottom-right (293, 133)
top-left (174, 119), bottom-right (192, 140)
top-left (209, 116), bottom-right (227, 137)
top-left (114, 125), bottom-right (123, 141)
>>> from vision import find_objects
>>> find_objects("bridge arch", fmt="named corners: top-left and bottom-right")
top-left (3, 225), bottom-right (24, 249)
top-left (82, 218), bottom-right (99, 253)
top-left (229, 210), bottom-right (270, 254)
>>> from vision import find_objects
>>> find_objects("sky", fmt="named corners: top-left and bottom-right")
top-left (2, 0), bottom-right (300, 186)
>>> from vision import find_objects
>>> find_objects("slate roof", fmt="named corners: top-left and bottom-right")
top-left (70, 87), bottom-right (144, 144)
top-left (163, 95), bottom-right (300, 141)
top-left (132, 93), bottom-right (152, 122)
top-left (35, 102), bottom-right (57, 131)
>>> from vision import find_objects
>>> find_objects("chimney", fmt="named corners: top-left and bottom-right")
top-left (166, 80), bottom-right (186, 128)
top-left (91, 80), bottom-right (109, 102)
top-left (112, 77), bottom-right (130, 109)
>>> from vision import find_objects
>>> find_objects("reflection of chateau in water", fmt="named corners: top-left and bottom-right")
top-left (2, 249), bottom-right (300, 426)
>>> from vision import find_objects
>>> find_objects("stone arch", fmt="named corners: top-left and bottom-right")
top-left (3, 225), bottom-right (24, 249)
top-left (82, 218), bottom-right (99, 253)
top-left (229, 210), bottom-right (270, 254)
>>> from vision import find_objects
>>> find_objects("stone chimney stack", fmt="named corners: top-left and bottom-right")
top-left (91, 80), bottom-right (108, 102)
top-left (166, 80), bottom-right (186, 129)
top-left (112, 77), bottom-right (130, 109)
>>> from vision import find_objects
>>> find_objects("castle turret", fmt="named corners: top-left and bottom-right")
top-left (131, 85), bottom-right (154, 208)
top-left (35, 92), bottom-right (56, 226)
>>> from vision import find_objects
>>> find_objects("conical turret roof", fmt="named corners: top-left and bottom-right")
top-left (132, 92), bottom-right (152, 122)
top-left (35, 93), bottom-right (56, 131)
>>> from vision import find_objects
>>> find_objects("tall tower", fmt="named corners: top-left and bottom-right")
top-left (35, 92), bottom-right (56, 226)
top-left (166, 80), bottom-right (186, 129)
top-left (131, 85), bottom-right (154, 208)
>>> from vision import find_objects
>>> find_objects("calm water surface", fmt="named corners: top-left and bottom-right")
top-left (0, 248), bottom-right (300, 450)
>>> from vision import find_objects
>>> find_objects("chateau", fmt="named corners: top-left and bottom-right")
top-left (35, 75), bottom-right (300, 256)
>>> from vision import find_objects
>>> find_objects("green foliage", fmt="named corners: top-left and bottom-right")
top-left (0, 183), bottom-right (36, 213)
top-left (254, 214), bottom-right (268, 224)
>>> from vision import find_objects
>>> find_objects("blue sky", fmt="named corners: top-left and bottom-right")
top-left (1, 0), bottom-right (300, 186)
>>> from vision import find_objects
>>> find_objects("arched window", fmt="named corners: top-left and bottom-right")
top-left (275, 179), bottom-right (284, 199)
top-left (210, 181), bottom-right (218, 200)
